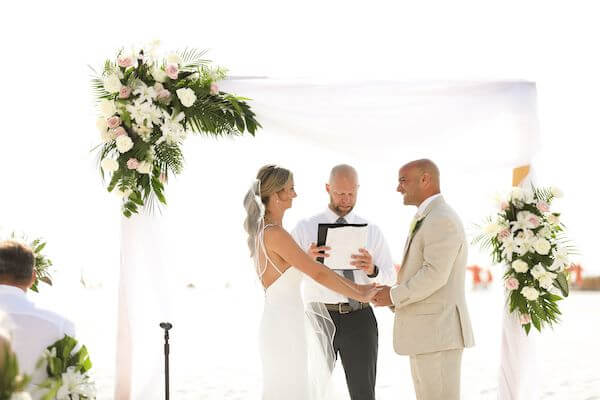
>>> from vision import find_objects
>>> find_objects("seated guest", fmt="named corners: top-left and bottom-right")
top-left (0, 240), bottom-right (75, 376)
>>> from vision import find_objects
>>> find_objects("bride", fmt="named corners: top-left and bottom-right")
top-left (243, 165), bottom-right (378, 400)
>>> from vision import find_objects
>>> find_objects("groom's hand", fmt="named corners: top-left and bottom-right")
top-left (308, 243), bottom-right (331, 260)
top-left (372, 285), bottom-right (393, 307)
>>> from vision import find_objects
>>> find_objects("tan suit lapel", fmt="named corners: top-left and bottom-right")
top-left (399, 196), bottom-right (445, 267)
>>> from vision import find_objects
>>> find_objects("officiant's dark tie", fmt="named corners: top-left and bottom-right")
top-left (336, 217), bottom-right (360, 310)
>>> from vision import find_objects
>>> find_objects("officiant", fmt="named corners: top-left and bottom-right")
top-left (291, 164), bottom-right (395, 400)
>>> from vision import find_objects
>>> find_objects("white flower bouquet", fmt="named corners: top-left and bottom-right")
top-left (35, 335), bottom-right (95, 400)
top-left (91, 41), bottom-right (261, 217)
top-left (475, 186), bottom-right (574, 334)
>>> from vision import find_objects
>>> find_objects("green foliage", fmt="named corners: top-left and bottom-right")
top-left (0, 347), bottom-right (30, 400)
top-left (93, 45), bottom-right (261, 217)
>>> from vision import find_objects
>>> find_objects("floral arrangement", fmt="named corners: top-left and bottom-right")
top-left (0, 345), bottom-right (31, 400)
top-left (474, 186), bottom-right (574, 334)
top-left (3, 232), bottom-right (53, 293)
top-left (92, 41), bottom-right (261, 217)
top-left (35, 335), bottom-right (95, 400)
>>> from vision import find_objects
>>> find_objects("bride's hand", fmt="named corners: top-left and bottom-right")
top-left (357, 283), bottom-right (380, 303)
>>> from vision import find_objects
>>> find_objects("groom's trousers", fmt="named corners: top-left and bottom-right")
top-left (409, 348), bottom-right (463, 400)
top-left (329, 306), bottom-right (378, 400)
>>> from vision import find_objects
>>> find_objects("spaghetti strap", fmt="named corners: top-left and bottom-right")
top-left (259, 224), bottom-right (285, 276)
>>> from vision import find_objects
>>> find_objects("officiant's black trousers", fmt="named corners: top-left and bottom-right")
top-left (329, 306), bottom-right (378, 400)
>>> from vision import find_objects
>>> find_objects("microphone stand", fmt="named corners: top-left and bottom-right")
top-left (159, 322), bottom-right (173, 400)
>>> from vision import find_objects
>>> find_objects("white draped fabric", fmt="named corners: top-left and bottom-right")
top-left (498, 169), bottom-right (539, 400)
top-left (116, 79), bottom-right (541, 398)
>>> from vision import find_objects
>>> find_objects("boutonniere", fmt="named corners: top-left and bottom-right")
top-left (409, 214), bottom-right (426, 238)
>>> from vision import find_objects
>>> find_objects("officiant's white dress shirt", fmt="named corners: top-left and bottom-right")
top-left (292, 208), bottom-right (395, 304)
top-left (0, 284), bottom-right (75, 375)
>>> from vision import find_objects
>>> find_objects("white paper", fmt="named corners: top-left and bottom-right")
top-left (324, 225), bottom-right (368, 270)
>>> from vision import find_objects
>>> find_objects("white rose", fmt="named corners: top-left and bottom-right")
top-left (151, 67), bottom-right (167, 83)
top-left (532, 237), bottom-right (551, 255)
top-left (510, 187), bottom-right (524, 202)
top-left (10, 392), bottom-right (33, 400)
top-left (103, 74), bottom-right (123, 93)
top-left (547, 213), bottom-right (560, 225)
top-left (551, 186), bottom-right (563, 198)
top-left (100, 129), bottom-right (116, 143)
top-left (116, 135), bottom-right (134, 153)
top-left (136, 161), bottom-right (152, 175)
top-left (511, 259), bottom-right (529, 273)
top-left (539, 274), bottom-right (556, 290)
top-left (96, 117), bottom-right (108, 133)
top-left (484, 223), bottom-right (504, 235)
top-left (166, 53), bottom-right (182, 65)
top-left (99, 99), bottom-right (117, 117)
top-left (531, 263), bottom-right (546, 280)
top-left (100, 158), bottom-right (119, 172)
top-left (176, 87), bottom-right (197, 107)
top-left (521, 286), bottom-right (540, 301)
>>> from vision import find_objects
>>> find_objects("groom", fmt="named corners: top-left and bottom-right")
top-left (372, 159), bottom-right (475, 400)
top-left (292, 164), bottom-right (395, 400)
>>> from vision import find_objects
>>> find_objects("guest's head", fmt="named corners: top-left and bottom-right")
top-left (243, 165), bottom-right (295, 256)
top-left (397, 159), bottom-right (441, 206)
top-left (0, 240), bottom-right (35, 291)
top-left (327, 164), bottom-right (359, 217)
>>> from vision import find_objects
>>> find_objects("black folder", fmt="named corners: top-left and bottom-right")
top-left (316, 223), bottom-right (368, 267)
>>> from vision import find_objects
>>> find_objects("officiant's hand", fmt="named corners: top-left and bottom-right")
top-left (308, 243), bottom-right (331, 260)
top-left (371, 285), bottom-right (393, 307)
top-left (350, 248), bottom-right (375, 275)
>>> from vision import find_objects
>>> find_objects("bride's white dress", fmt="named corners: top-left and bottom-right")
top-left (259, 266), bottom-right (311, 399)
top-left (256, 225), bottom-right (335, 400)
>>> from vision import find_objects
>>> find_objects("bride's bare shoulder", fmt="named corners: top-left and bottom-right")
top-left (263, 225), bottom-right (292, 244)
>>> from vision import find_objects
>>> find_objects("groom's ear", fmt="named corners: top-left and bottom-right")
top-left (325, 183), bottom-right (331, 194)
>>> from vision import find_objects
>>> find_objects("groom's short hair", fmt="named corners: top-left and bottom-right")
top-left (0, 241), bottom-right (34, 285)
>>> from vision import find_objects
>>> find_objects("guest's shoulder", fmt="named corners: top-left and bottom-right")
top-left (31, 306), bottom-right (75, 335)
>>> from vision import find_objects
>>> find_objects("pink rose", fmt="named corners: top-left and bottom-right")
top-left (153, 82), bottom-right (164, 93)
top-left (107, 116), bottom-right (121, 129)
top-left (210, 82), bottom-right (219, 95)
top-left (119, 86), bottom-right (132, 99)
top-left (166, 64), bottom-right (178, 80)
top-left (499, 229), bottom-right (511, 239)
top-left (505, 277), bottom-right (519, 291)
top-left (113, 127), bottom-right (127, 137)
top-left (536, 201), bottom-right (550, 213)
top-left (528, 216), bottom-right (540, 228)
top-left (118, 56), bottom-right (134, 68)
top-left (519, 313), bottom-right (531, 325)
top-left (127, 158), bottom-right (140, 170)
top-left (500, 201), bottom-right (509, 211)
top-left (159, 173), bottom-right (167, 184)
top-left (157, 89), bottom-right (171, 101)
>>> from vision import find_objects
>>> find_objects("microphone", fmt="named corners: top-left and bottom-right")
top-left (160, 322), bottom-right (173, 330)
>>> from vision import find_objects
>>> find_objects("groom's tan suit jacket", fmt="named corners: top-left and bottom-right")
top-left (390, 195), bottom-right (474, 355)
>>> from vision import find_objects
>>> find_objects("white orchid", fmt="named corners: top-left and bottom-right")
top-left (510, 211), bottom-right (539, 233)
top-left (56, 367), bottom-right (96, 400)
top-left (549, 246), bottom-right (569, 271)
top-left (158, 109), bottom-right (186, 145)
top-left (133, 81), bottom-right (157, 103)
top-left (176, 87), bottom-right (197, 107)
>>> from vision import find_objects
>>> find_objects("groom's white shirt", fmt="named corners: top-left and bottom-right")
top-left (292, 208), bottom-right (395, 304)
top-left (0, 284), bottom-right (75, 376)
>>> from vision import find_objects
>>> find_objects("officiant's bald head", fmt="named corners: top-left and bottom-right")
top-left (397, 159), bottom-right (440, 206)
top-left (327, 164), bottom-right (359, 217)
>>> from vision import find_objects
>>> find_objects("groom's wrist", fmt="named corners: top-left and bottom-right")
top-left (367, 264), bottom-right (379, 278)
